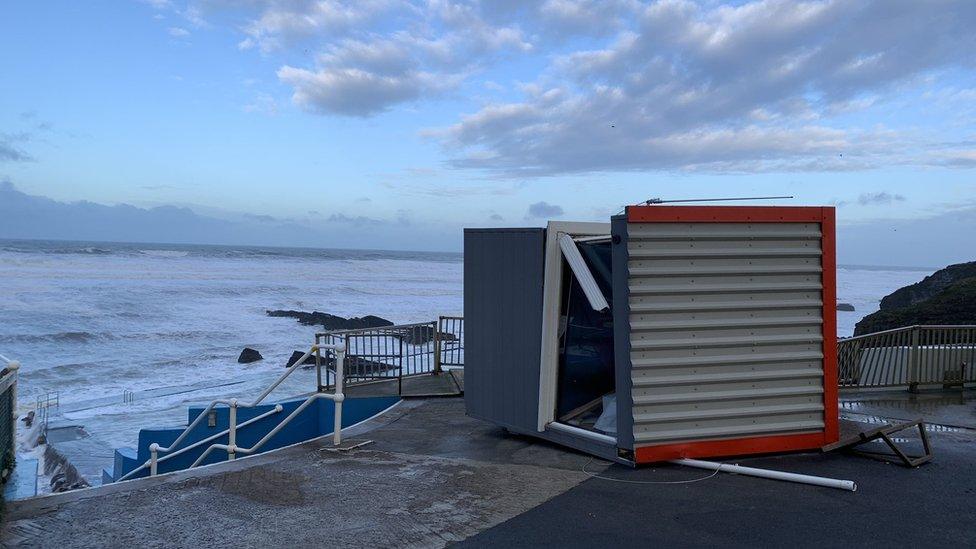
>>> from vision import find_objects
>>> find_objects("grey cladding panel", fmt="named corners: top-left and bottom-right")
top-left (463, 228), bottom-right (545, 432)
top-left (627, 222), bottom-right (826, 447)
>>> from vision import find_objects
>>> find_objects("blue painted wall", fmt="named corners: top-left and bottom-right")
top-left (104, 395), bottom-right (399, 482)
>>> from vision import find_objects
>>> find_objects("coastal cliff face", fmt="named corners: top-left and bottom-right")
top-left (854, 261), bottom-right (976, 335)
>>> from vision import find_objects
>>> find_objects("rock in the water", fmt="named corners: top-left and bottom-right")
top-left (854, 262), bottom-right (976, 335)
top-left (395, 325), bottom-right (457, 345)
top-left (837, 302), bottom-right (856, 312)
top-left (286, 350), bottom-right (318, 368)
top-left (266, 310), bottom-right (394, 331)
top-left (238, 347), bottom-right (263, 363)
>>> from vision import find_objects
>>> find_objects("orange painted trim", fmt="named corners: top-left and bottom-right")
top-left (626, 205), bottom-right (827, 223)
top-left (635, 432), bottom-right (828, 464)
top-left (819, 207), bottom-right (839, 443)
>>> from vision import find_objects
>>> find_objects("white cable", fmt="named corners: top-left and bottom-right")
top-left (581, 457), bottom-right (721, 485)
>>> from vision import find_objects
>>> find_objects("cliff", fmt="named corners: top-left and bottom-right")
top-left (854, 261), bottom-right (976, 335)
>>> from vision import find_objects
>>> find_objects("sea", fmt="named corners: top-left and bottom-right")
top-left (0, 238), bottom-right (931, 450)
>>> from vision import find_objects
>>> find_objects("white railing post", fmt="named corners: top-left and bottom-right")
top-left (908, 326), bottom-right (920, 393)
top-left (149, 443), bottom-right (159, 476)
top-left (333, 346), bottom-right (345, 446)
top-left (228, 399), bottom-right (238, 460)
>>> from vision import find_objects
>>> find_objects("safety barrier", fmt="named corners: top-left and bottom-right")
top-left (119, 342), bottom-right (347, 481)
top-left (838, 325), bottom-right (976, 390)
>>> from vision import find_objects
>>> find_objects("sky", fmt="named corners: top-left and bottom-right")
top-left (1, 0), bottom-right (975, 264)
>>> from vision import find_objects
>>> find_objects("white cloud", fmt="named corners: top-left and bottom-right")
top-left (232, 0), bottom-right (531, 116)
top-left (166, 0), bottom-right (976, 172)
top-left (278, 66), bottom-right (452, 117)
top-left (435, 0), bottom-right (976, 175)
top-left (168, 26), bottom-right (190, 37)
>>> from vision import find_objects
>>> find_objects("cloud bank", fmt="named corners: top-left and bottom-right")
top-left (204, 0), bottom-right (976, 175)
top-left (0, 182), bottom-right (454, 251)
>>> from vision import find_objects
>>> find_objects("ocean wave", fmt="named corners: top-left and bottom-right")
top-left (0, 331), bottom-right (106, 343)
top-left (138, 249), bottom-right (189, 258)
top-left (0, 239), bottom-right (462, 263)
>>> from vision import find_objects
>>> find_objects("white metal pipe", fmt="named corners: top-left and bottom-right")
top-left (189, 391), bottom-right (344, 468)
top-left (333, 349), bottom-right (345, 446)
top-left (151, 344), bottom-right (342, 457)
top-left (548, 421), bottom-right (616, 446)
top-left (143, 342), bottom-right (348, 477)
top-left (671, 458), bottom-right (857, 492)
top-left (118, 405), bottom-right (284, 481)
top-left (228, 399), bottom-right (237, 460)
top-left (558, 233), bottom-right (610, 312)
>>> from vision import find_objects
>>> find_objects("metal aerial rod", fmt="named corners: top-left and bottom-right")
top-left (639, 195), bottom-right (794, 205)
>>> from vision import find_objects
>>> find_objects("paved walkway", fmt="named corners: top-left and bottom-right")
top-left (4, 390), bottom-right (976, 548)
top-left (1, 399), bottom-right (599, 548)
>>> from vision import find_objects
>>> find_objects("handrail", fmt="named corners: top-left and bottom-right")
top-left (190, 392), bottom-right (335, 468)
top-left (126, 342), bottom-right (347, 479)
top-left (117, 405), bottom-right (285, 481)
top-left (150, 344), bottom-right (328, 458)
top-left (314, 321), bottom-right (436, 338)
top-left (838, 325), bottom-right (976, 390)
top-left (840, 324), bottom-right (976, 342)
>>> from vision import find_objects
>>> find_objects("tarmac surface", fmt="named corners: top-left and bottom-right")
top-left (3, 388), bottom-right (975, 548)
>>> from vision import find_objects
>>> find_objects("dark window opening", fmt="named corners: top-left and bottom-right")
top-left (556, 240), bottom-right (615, 432)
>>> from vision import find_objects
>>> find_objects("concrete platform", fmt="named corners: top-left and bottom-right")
top-left (344, 370), bottom-right (463, 398)
top-left (4, 392), bottom-right (976, 548)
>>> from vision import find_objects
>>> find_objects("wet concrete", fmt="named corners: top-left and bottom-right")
top-left (1, 399), bottom-right (599, 548)
top-left (4, 392), bottom-right (975, 548)
top-left (840, 388), bottom-right (976, 429)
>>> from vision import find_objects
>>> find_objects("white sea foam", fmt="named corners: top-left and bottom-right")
top-left (0, 240), bottom-right (462, 448)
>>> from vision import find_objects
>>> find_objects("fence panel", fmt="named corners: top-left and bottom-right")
top-left (838, 325), bottom-right (976, 389)
top-left (438, 316), bottom-right (464, 368)
top-left (315, 318), bottom-right (464, 390)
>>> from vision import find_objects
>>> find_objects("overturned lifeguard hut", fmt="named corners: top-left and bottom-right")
top-left (464, 205), bottom-right (839, 464)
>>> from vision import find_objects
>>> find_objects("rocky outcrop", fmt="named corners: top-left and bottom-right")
top-left (854, 262), bottom-right (976, 335)
top-left (398, 325), bottom-right (457, 346)
top-left (837, 303), bottom-right (855, 312)
top-left (267, 310), bottom-right (394, 331)
top-left (878, 262), bottom-right (976, 310)
top-left (285, 350), bottom-right (318, 368)
top-left (238, 347), bottom-right (263, 363)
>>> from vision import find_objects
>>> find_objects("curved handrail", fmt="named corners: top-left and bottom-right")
top-left (126, 342), bottom-right (346, 479)
top-left (189, 391), bottom-right (339, 468)
top-left (117, 404), bottom-right (285, 481)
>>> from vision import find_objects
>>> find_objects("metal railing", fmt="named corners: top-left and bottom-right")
top-left (314, 317), bottom-right (464, 393)
top-left (119, 342), bottom-right (347, 481)
top-left (838, 325), bottom-right (976, 390)
top-left (35, 391), bottom-right (59, 438)
top-left (0, 354), bottom-right (18, 484)
top-left (438, 316), bottom-right (464, 368)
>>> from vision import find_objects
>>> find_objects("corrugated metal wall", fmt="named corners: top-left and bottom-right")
top-left (463, 228), bottom-right (546, 432)
top-left (626, 222), bottom-right (826, 446)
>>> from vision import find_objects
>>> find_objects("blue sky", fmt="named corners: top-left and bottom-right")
top-left (1, 1), bottom-right (975, 262)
